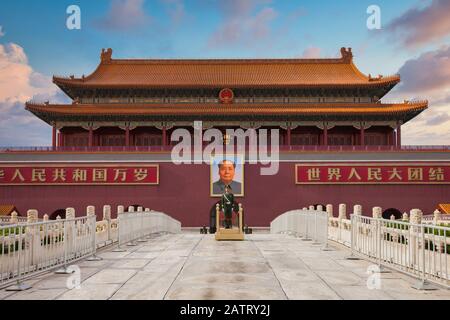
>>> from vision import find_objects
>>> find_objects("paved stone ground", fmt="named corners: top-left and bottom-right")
top-left (1, 231), bottom-right (449, 300)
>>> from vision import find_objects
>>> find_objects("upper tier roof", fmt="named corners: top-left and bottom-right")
top-left (53, 48), bottom-right (400, 90)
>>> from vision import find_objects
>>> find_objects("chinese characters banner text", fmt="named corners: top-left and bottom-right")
top-left (295, 163), bottom-right (449, 184)
top-left (0, 164), bottom-right (159, 185)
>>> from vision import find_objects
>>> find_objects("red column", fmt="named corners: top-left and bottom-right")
top-left (323, 126), bottom-right (328, 146)
top-left (392, 129), bottom-right (397, 147)
top-left (125, 126), bottom-right (130, 147)
top-left (58, 131), bottom-right (64, 147)
top-left (396, 123), bottom-right (401, 147)
top-left (360, 126), bottom-right (365, 146)
top-left (52, 126), bottom-right (56, 148)
top-left (88, 127), bottom-right (93, 147)
top-left (162, 126), bottom-right (167, 146)
top-left (287, 126), bottom-right (291, 147)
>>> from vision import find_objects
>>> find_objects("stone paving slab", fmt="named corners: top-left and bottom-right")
top-left (1, 232), bottom-right (449, 300)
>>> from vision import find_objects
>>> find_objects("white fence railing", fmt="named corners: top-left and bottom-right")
top-left (274, 203), bottom-right (450, 289)
top-left (0, 215), bottom-right (34, 225)
top-left (347, 214), bottom-right (449, 289)
top-left (270, 208), bottom-right (329, 247)
top-left (0, 205), bottom-right (181, 290)
top-left (0, 214), bottom-right (96, 290)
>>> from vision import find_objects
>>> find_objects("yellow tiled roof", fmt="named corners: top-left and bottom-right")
top-left (0, 205), bottom-right (17, 215)
top-left (438, 204), bottom-right (450, 214)
top-left (26, 101), bottom-right (428, 116)
top-left (53, 48), bottom-right (400, 88)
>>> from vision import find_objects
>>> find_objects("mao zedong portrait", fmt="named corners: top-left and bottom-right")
top-left (212, 159), bottom-right (242, 196)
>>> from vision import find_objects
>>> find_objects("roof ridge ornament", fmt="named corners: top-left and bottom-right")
top-left (101, 48), bottom-right (113, 64)
top-left (340, 47), bottom-right (353, 63)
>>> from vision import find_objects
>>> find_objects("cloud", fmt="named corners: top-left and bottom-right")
top-left (426, 112), bottom-right (450, 126)
top-left (383, 45), bottom-right (450, 145)
top-left (0, 26), bottom-right (4, 37)
top-left (395, 46), bottom-right (450, 95)
top-left (0, 43), bottom-right (69, 146)
top-left (94, 0), bottom-right (151, 31)
top-left (385, 0), bottom-right (450, 48)
top-left (207, 0), bottom-right (277, 48)
top-left (300, 47), bottom-right (321, 58)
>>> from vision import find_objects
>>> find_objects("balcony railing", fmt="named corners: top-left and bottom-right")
top-left (0, 145), bottom-right (449, 153)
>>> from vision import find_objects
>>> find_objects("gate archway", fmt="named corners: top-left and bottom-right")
top-left (382, 208), bottom-right (402, 220)
top-left (50, 209), bottom-right (65, 220)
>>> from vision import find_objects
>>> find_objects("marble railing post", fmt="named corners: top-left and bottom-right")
top-left (27, 209), bottom-right (38, 224)
top-left (409, 208), bottom-right (423, 266)
top-left (402, 212), bottom-right (409, 222)
top-left (65, 208), bottom-right (76, 254)
top-left (10, 211), bottom-right (18, 224)
top-left (372, 207), bottom-right (382, 219)
top-left (326, 204), bottom-right (333, 218)
top-left (103, 205), bottom-right (111, 242)
top-left (338, 204), bottom-right (346, 241)
top-left (26, 209), bottom-right (40, 265)
top-left (338, 204), bottom-right (346, 219)
top-left (433, 209), bottom-right (441, 225)
top-left (86, 206), bottom-right (96, 244)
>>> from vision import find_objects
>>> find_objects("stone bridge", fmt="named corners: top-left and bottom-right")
top-left (1, 231), bottom-right (449, 300)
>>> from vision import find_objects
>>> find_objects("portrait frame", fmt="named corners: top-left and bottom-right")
top-left (210, 155), bottom-right (244, 197)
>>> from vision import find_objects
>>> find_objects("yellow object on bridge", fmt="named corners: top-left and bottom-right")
top-left (215, 203), bottom-right (244, 241)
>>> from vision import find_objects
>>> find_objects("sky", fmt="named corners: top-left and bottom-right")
top-left (0, 0), bottom-right (449, 146)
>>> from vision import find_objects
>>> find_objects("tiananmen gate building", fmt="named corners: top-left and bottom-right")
top-left (0, 47), bottom-right (449, 226)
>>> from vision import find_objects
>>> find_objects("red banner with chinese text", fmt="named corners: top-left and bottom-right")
top-left (0, 164), bottom-right (159, 185)
top-left (295, 163), bottom-right (450, 185)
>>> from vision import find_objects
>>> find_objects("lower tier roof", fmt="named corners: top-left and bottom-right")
top-left (25, 101), bottom-right (428, 125)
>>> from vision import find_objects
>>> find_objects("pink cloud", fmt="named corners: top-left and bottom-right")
top-left (0, 43), bottom-right (69, 146)
top-left (395, 45), bottom-right (450, 94)
top-left (384, 45), bottom-right (450, 142)
top-left (300, 47), bottom-right (321, 58)
top-left (95, 0), bottom-right (151, 31)
top-left (207, 0), bottom-right (277, 48)
top-left (386, 0), bottom-right (450, 48)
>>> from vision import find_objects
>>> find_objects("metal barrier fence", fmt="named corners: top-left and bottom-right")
top-left (273, 204), bottom-right (450, 289)
top-left (0, 206), bottom-right (181, 290)
top-left (0, 215), bottom-right (96, 290)
top-left (114, 207), bottom-right (182, 251)
top-left (270, 209), bottom-right (329, 248)
top-left (349, 214), bottom-right (450, 289)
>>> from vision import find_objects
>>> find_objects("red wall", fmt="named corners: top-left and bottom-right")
top-left (1, 162), bottom-right (449, 227)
